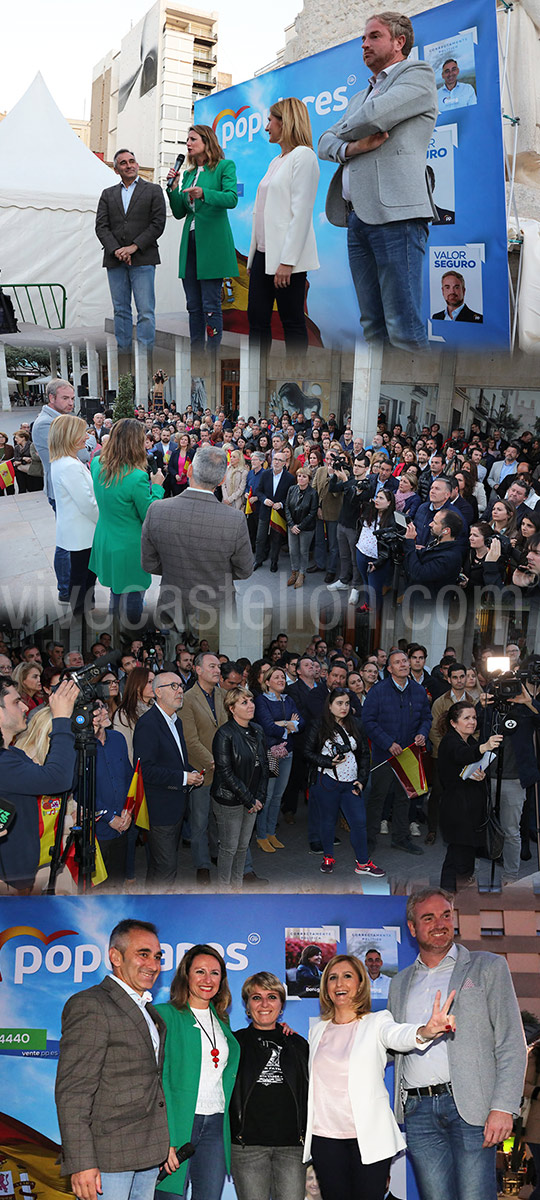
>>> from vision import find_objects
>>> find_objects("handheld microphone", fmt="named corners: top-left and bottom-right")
top-left (166, 152), bottom-right (185, 191)
top-left (156, 1142), bottom-right (195, 1183)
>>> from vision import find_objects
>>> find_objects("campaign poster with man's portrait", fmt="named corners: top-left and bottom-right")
top-left (429, 244), bottom-right (484, 332)
top-left (425, 28), bottom-right (478, 114)
top-left (346, 927), bottom-right (399, 1003)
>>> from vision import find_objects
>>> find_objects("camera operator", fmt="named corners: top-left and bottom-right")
top-left (328, 454), bottom-right (373, 604)
top-left (477, 668), bottom-right (540, 883)
top-left (355, 488), bottom-right (400, 610)
top-left (513, 532), bottom-right (540, 596)
top-left (402, 508), bottom-right (464, 593)
top-left (459, 522), bottom-right (509, 590)
top-left (0, 677), bottom-right (78, 893)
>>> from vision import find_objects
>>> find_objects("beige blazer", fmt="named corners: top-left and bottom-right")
top-left (181, 681), bottom-right (227, 784)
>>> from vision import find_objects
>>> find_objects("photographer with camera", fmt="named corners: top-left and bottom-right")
top-left (355, 488), bottom-right (400, 610)
top-left (403, 508), bottom-right (464, 593)
top-left (459, 522), bottom-right (509, 590)
top-left (476, 667), bottom-right (540, 884)
top-left (0, 677), bottom-right (78, 892)
top-left (328, 454), bottom-right (373, 605)
top-left (513, 531), bottom-right (540, 596)
top-left (304, 687), bottom-right (384, 879)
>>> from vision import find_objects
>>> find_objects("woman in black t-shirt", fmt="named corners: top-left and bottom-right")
top-left (230, 971), bottom-right (309, 1200)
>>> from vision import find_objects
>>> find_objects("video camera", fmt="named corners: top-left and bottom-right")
top-left (375, 512), bottom-right (408, 564)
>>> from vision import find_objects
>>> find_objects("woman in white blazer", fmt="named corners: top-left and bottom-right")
top-left (247, 97), bottom-right (320, 354)
top-left (49, 414), bottom-right (98, 613)
top-left (305, 954), bottom-right (455, 1200)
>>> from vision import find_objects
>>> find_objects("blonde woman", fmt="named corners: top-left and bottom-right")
top-left (248, 98), bottom-right (320, 352)
top-left (167, 124), bottom-right (238, 350)
top-left (222, 449), bottom-right (248, 510)
top-left (15, 706), bottom-right (77, 894)
top-left (12, 662), bottom-right (43, 713)
top-left (305, 955), bottom-right (456, 1200)
top-left (49, 414), bottom-right (99, 613)
top-left (89, 419), bottom-right (164, 624)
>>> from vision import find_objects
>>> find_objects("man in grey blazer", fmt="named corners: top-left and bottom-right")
top-left (318, 12), bottom-right (437, 350)
top-left (387, 889), bottom-right (526, 1200)
top-left (55, 918), bottom-right (178, 1200)
top-left (141, 444), bottom-right (253, 631)
top-left (96, 148), bottom-right (166, 359)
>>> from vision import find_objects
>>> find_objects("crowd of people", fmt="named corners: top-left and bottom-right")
top-left (53, 897), bottom-right (530, 1200)
top-left (4, 386), bottom-right (540, 614)
top-left (1, 629), bottom-right (538, 894)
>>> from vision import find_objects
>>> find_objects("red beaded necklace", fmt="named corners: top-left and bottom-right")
top-left (190, 1006), bottom-right (220, 1067)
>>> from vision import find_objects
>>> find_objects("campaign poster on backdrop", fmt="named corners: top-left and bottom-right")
top-left (346, 927), bottom-right (401, 1002)
top-left (194, 0), bottom-right (508, 350)
top-left (0, 894), bottom-right (419, 1200)
top-left (285, 924), bottom-right (339, 998)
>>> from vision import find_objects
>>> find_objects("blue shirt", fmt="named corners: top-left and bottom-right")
top-left (121, 177), bottom-right (139, 212)
top-left (438, 81), bottom-right (476, 113)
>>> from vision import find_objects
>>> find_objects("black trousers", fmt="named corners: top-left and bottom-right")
top-left (440, 842), bottom-right (476, 890)
top-left (254, 513), bottom-right (285, 567)
top-left (146, 815), bottom-right (185, 888)
top-left (98, 832), bottom-right (128, 883)
top-left (69, 548), bottom-right (97, 616)
top-left (310, 1136), bottom-right (391, 1200)
top-left (367, 761), bottom-right (409, 850)
top-left (248, 249), bottom-right (308, 353)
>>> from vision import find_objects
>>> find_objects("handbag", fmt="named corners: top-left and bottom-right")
top-left (267, 740), bottom-right (289, 776)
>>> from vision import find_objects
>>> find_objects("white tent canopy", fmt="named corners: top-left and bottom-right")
top-left (0, 74), bottom-right (183, 333)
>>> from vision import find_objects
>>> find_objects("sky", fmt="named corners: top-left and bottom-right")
top-left (0, 0), bottom-right (300, 119)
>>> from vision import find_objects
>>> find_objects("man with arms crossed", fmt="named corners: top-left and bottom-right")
top-left (55, 918), bottom-right (178, 1200)
top-left (319, 11), bottom-right (437, 349)
top-left (388, 889), bottom-right (526, 1200)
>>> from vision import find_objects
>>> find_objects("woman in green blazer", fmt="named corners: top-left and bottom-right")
top-left (155, 944), bottom-right (240, 1200)
top-left (167, 124), bottom-right (238, 350)
top-left (89, 418), bottom-right (164, 623)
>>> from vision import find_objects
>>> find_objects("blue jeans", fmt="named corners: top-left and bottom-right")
top-left (190, 783), bottom-right (218, 869)
top-left (347, 211), bottom-right (429, 349)
top-left (110, 589), bottom-right (145, 625)
top-left (404, 1090), bottom-right (497, 1200)
top-left (99, 1167), bottom-right (158, 1200)
top-left (314, 517), bottom-right (339, 573)
top-left (183, 231), bottom-right (223, 348)
top-left (356, 550), bottom-right (391, 610)
top-left (212, 800), bottom-right (257, 887)
top-left (257, 753), bottom-right (293, 838)
top-left (107, 263), bottom-right (156, 349)
top-left (311, 775), bottom-right (368, 863)
top-left (48, 497), bottom-right (71, 597)
top-left (167, 1112), bottom-right (226, 1200)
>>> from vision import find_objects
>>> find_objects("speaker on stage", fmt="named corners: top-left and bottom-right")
top-left (79, 398), bottom-right (103, 422)
top-left (106, 389), bottom-right (117, 406)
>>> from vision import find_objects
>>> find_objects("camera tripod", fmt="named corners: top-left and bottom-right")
top-left (44, 701), bottom-right (98, 894)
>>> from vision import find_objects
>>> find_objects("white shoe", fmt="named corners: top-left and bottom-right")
top-left (380, 820), bottom-right (389, 835)
top-left (410, 821), bottom-right (422, 837)
top-left (348, 588), bottom-right (360, 605)
top-left (327, 579), bottom-right (348, 590)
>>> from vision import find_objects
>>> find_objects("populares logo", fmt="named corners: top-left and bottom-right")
top-left (211, 86), bottom-right (350, 149)
top-left (0, 927), bottom-right (78, 982)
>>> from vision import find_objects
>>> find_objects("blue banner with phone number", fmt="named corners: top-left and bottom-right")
top-left (0, 893), bottom-right (423, 1200)
top-left (193, 0), bottom-right (508, 350)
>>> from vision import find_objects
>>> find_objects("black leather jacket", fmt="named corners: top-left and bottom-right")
top-left (304, 716), bottom-right (370, 787)
top-left (230, 1023), bottom-right (309, 1144)
top-left (211, 718), bottom-right (268, 809)
top-left (284, 484), bottom-right (318, 531)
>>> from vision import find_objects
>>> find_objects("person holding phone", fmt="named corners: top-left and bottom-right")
top-left (167, 126), bottom-right (238, 351)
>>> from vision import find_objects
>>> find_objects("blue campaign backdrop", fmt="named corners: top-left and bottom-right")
top-left (192, 0), bottom-right (508, 351)
top-left (0, 893), bottom-right (423, 1199)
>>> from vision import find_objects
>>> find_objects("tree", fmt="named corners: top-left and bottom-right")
top-left (495, 408), bottom-right (521, 440)
top-left (113, 374), bottom-right (135, 421)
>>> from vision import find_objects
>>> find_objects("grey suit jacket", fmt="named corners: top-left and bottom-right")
top-left (318, 59), bottom-right (438, 227)
top-left (55, 976), bottom-right (170, 1175)
top-left (95, 178), bottom-right (166, 269)
top-left (140, 488), bottom-right (253, 614)
top-left (387, 944), bottom-right (527, 1126)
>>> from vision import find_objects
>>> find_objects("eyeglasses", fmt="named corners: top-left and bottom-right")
top-left (156, 681), bottom-right (183, 691)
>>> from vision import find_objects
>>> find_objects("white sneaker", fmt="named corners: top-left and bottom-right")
top-left (410, 821), bottom-right (422, 837)
top-left (380, 820), bottom-right (389, 835)
top-left (348, 588), bottom-right (360, 605)
top-left (327, 579), bottom-right (348, 590)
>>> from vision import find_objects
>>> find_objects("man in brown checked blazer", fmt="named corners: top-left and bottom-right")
top-left (181, 651), bottom-right (227, 884)
top-left (141, 444), bottom-right (253, 630)
top-left (55, 919), bottom-right (178, 1200)
top-left (95, 149), bottom-right (166, 358)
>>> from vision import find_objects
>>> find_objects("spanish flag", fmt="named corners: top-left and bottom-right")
top-left (0, 460), bottom-right (15, 490)
top-left (125, 759), bottom-right (150, 830)
top-left (37, 796), bottom-right (63, 869)
top-left (387, 744), bottom-right (428, 799)
top-left (269, 507), bottom-right (287, 537)
top-left (245, 486), bottom-right (254, 516)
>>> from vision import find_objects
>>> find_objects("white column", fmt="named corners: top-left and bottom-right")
top-left (174, 335), bottom-right (192, 412)
top-left (86, 340), bottom-right (99, 398)
top-left (71, 344), bottom-right (82, 399)
top-left (49, 351), bottom-right (58, 379)
top-left (106, 338), bottom-right (119, 395)
top-left (350, 340), bottom-right (383, 443)
top-left (0, 341), bottom-right (10, 411)
top-left (134, 341), bottom-right (149, 405)
top-left (239, 337), bottom-right (263, 419)
top-left (59, 347), bottom-right (69, 381)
